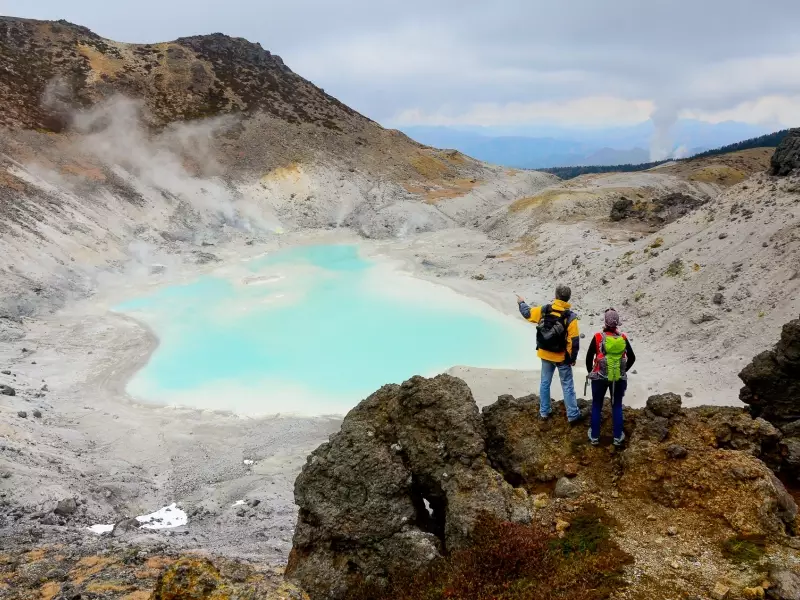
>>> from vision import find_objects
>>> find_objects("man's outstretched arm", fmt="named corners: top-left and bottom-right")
top-left (516, 296), bottom-right (541, 323)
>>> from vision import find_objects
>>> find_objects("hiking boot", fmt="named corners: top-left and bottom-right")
top-left (588, 428), bottom-right (599, 447)
top-left (539, 412), bottom-right (552, 422)
top-left (568, 414), bottom-right (585, 427)
top-left (613, 432), bottom-right (626, 447)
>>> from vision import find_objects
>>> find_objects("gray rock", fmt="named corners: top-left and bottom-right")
top-left (1, 384), bottom-right (15, 396)
top-left (690, 312), bottom-right (717, 325)
top-left (769, 473), bottom-right (799, 529)
top-left (781, 438), bottom-right (800, 470)
top-left (610, 197), bottom-right (633, 221)
top-left (637, 414), bottom-right (670, 442)
top-left (740, 317), bottom-right (800, 425)
top-left (768, 567), bottom-right (800, 599)
top-left (554, 476), bottom-right (582, 499)
top-left (192, 251), bottom-right (220, 265)
top-left (32, 409), bottom-right (42, 418)
top-left (684, 391), bottom-right (693, 398)
top-left (246, 498), bottom-right (261, 508)
top-left (666, 445), bottom-right (688, 459)
top-left (646, 393), bottom-right (683, 419)
top-left (781, 420), bottom-right (800, 437)
top-left (719, 232), bottom-right (728, 239)
top-left (41, 513), bottom-right (61, 526)
top-left (771, 128), bottom-right (800, 176)
top-left (17, 410), bottom-right (26, 418)
top-left (286, 374), bottom-right (530, 599)
top-left (54, 498), bottom-right (77, 517)
top-left (1, 370), bottom-right (10, 375)
top-left (113, 517), bottom-right (141, 536)
top-left (712, 292), bottom-right (725, 305)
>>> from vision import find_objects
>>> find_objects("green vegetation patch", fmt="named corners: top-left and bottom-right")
top-left (550, 507), bottom-right (612, 556)
top-left (721, 534), bottom-right (766, 564)
top-left (664, 259), bottom-right (684, 277)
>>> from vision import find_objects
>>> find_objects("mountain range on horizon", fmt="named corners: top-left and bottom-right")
top-left (399, 120), bottom-right (775, 169)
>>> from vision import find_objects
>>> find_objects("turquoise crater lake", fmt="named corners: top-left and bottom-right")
top-left (115, 244), bottom-right (534, 415)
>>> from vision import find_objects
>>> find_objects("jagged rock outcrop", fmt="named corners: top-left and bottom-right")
top-left (621, 396), bottom-right (797, 536)
top-left (288, 378), bottom-right (800, 599)
top-left (609, 192), bottom-right (706, 225)
top-left (482, 390), bottom-right (796, 537)
top-left (286, 375), bottom-right (531, 600)
top-left (740, 317), bottom-right (800, 424)
top-left (771, 129), bottom-right (800, 176)
top-left (740, 317), bottom-right (800, 482)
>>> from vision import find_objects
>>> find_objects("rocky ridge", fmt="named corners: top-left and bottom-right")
top-left (286, 370), bottom-right (800, 600)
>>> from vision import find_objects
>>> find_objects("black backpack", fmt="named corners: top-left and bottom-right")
top-left (536, 305), bottom-right (571, 353)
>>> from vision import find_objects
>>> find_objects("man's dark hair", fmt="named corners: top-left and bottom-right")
top-left (555, 284), bottom-right (571, 302)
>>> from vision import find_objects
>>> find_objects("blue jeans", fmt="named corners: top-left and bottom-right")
top-left (539, 359), bottom-right (580, 421)
top-left (589, 379), bottom-right (627, 440)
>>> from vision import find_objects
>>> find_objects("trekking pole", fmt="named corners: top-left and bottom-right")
top-left (583, 376), bottom-right (588, 397)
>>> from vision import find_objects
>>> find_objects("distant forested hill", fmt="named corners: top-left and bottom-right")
top-left (541, 129), bottom-right (791, 180)
top-left (689, 129), bottom-right (790, 159)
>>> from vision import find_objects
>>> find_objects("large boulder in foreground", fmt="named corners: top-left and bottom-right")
top-left (739, 317), bottom-right (800, 425)
top-left (771, 129), bottom-right (800, 176)
top-left (286, 375), bottom-right (531, 600)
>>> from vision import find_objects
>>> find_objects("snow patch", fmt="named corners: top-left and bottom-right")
top-left (86, 524), bottom-right (114, 534)
top-left (243, 459), bottom-right (254, 465)
top-left (136, 503), bottom-right (188, 530)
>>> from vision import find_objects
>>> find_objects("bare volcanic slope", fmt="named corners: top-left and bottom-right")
top-left (0, 17), bottom-right (361, 130)
top-left (0, 16), bottom-right (477, 181)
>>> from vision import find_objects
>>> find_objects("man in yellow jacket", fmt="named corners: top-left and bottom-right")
top-left (516, 285), bottom-right (582, 424)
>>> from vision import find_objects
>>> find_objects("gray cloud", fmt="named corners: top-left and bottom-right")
top-left (5, 0), bottom-right (800, 136)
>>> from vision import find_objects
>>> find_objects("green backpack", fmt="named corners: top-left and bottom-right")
top-left (594, 333), bottom-right (628, 382)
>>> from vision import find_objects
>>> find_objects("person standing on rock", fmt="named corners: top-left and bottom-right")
top-left (516, 285), bottom-right (582, 424)
top-left (585, 308), bottom-right (636, 447)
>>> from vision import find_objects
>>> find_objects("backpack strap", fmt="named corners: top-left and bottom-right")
top-left (594, 332), bottom-right (604, 352)
top-left (540, 304), bottom-right (551, 323)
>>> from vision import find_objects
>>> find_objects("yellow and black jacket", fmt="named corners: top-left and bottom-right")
top-left (518, 299), bottom-right (580, 364)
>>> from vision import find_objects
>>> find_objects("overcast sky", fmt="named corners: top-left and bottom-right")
top-left (4, 0), bottom-right (800, 133)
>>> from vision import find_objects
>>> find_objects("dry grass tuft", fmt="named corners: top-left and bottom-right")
top-left (411, 153), bottom-right (452, 179)
top-left (347, 507), bottom-right (632, 600)
top-left (77, 42), bottom-right (125, 83)
top-left (688, 165), bottom-right (746, 186)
